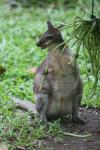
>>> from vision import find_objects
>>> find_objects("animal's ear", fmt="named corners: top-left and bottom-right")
top-left (47, 21), bottom-right (54, 30)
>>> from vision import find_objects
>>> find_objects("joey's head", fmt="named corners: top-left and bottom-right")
top-left (36, 21), bottom-right (64, 49)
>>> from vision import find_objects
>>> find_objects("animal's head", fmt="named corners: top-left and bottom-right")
top-left (36, 21), bottom-right (64, 49)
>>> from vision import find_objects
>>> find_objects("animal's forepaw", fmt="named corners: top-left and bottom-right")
top-left (72, 117), bottom-right (86, 125)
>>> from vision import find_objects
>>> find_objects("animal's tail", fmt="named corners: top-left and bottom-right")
top-left (12, 97), bottom-right (37, 113)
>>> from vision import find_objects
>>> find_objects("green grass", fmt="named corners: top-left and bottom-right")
top-left (0, 2), bottom-right (100, 149)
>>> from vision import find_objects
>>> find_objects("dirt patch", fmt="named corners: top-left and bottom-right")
top-left (38, 108), bottom-right (100, 150)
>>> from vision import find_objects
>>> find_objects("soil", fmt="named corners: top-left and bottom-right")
top-left (37, 108), bottom-right (100, 150)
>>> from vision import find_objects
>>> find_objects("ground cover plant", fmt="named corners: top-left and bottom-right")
top-left (0, 1), bottom-right (100, 149)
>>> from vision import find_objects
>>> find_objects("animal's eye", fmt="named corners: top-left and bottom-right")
top-left (48, 34), bottom-right (52, 39)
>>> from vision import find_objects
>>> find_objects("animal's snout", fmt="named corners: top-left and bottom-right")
top-left (36, 40), bottom-right (46, 49)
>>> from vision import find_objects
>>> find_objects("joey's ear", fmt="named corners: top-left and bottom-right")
top-left (47, 21), bottom-right (54, 30)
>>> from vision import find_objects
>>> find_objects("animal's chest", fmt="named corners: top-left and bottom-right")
top-left (50, 73), bottom-right (78, 115)
top-left (47, 54), bottom-right (79, 116)
top-left (47, 74), bottom-right (78, 116)
top-left (50, 58), bottom-right (78, 98)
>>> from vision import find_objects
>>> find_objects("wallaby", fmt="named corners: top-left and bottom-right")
top-left (14, 21), bottom-right (85, 124)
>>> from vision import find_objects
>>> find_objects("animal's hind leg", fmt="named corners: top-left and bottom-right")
top-left (72, 93), bottom-right (85, 124)
top-left (35, 93), bottom-right (48, 123)
top-left (72, 81), bottom-right (85, 125)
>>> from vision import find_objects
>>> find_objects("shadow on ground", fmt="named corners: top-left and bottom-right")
top-left (38, 108), bottom-right (100, 150)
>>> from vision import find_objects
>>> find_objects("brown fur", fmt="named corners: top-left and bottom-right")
top-left (34, 21), bottom-right (85, 124)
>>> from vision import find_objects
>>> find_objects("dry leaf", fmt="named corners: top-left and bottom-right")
top-left (0, 144), bottom-right (8, 150)
top-left (27, 67), bottom-right (37, 74)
